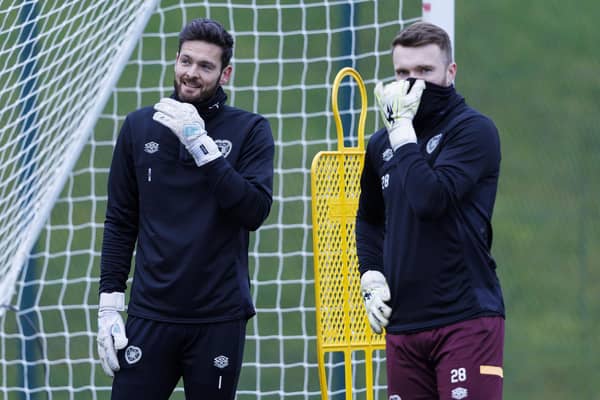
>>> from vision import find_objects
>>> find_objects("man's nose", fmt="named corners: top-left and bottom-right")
top-left (185, 65), bottom-right (200, 78)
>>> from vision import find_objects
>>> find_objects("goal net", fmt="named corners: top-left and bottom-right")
top-left (0, 1), bottom-right (452, 398)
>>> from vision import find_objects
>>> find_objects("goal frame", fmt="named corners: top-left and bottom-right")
top-left (0, 0), bottom-right (160, 315)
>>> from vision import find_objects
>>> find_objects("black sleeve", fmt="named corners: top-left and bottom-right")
top-left (99, 116), bottom-right (138, 294)
top-left (355, 144), bottom-right (385, 275)
top-left (201, 118), bottom-right (274, 231)
top-left (393, 116), bottom-right (500, 219)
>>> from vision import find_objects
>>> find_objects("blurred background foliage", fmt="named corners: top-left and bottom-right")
top-left (456, 1), bottom-right (599, 398)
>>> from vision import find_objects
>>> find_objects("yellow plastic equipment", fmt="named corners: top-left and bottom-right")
top-left (310, 67), bottom-right (385, 400)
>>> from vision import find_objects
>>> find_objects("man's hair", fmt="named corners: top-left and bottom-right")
top-left (392, 22), bottom-right (453, 64)
top-left (178, 18), bottom-right (234, 69)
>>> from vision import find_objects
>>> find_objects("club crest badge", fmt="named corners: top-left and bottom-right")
top-left (144, 141), bottom-right (159, 154)
top-left (214, 355), bottom-right (229, 369)
top-left (382, 148), bottom-right (394, 162)
top-left (124, 345), bottom-right (142, 365)
top-left (426, 133), bottom-right (443, 154)
top-left (451, 387), bottom-right (468, 399)
top-left (215, 139), bottom-right (232, 158)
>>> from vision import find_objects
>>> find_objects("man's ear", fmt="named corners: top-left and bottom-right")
top-left (446, 62), bottom-right (457, 86)
top-left (220, 65), bottom-right (233, 85)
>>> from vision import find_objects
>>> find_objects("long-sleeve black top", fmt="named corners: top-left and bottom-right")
top-left (100, 88), bottom-right (274, 323)
top-left (356, 85), bottom-right (505, 333)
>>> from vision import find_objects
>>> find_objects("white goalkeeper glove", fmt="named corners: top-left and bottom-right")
top-left (153, 98), bottom-right (222, 167)
top-left (360, 270), bottom-right (392, 334)
top-left (97, 292), bottom-right (128, 377)
top-left (374, 79), bottom-right (425, 151)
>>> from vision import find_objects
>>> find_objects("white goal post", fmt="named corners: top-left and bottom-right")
top-left (0, 1), bottom-right (453, 398)
top-left (0, 0), bottom-right (159, 315)
top-left (422, 0), bottom-right (455, 52)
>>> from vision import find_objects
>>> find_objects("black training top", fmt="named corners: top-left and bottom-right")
top-left (100, 87), bottom-right (274, 323)
top-left (356, 83), bottom-right (505, 334)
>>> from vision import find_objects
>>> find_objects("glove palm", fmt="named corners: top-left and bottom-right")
top-left (153, 98), bottom-right (221, 167)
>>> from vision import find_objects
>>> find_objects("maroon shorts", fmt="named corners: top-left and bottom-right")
top-left (386, 316), bottom-right (504, 400)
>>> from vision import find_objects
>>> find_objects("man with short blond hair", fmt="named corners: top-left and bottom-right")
top-left (357, 22), bottom-right (505, 399)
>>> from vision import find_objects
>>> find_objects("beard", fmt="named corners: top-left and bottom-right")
top-left (173, 78), bottom-right (219, 103)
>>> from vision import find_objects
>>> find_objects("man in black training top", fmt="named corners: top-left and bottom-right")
top-left (97, 18), bottom-right (274, 400)
top-left (357, 22), bottom-right (505, 399)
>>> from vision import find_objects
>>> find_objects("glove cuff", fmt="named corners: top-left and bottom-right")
top-left (99, 292), bottom-right (125, 312)
top-left (193, 152), bottom-right (222, 167)
top-left (388, 118), bottom-right (416, 151)
top-left (187, 136), bottom-right (222, 167)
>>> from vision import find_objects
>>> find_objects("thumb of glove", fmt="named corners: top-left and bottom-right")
top-left (379, 284), bottom-right (391, 302)
top-left (111, 320), bottom-right (128, 350)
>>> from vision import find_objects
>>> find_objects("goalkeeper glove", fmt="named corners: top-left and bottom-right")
top-left (374, 79), bottom-right (425, 151)
top-left (97, 292), bottom-right (128, 377)
top-left (153, 98), bottom-right (222, 167)
top-left (360, 270), bottom-right (392, 334)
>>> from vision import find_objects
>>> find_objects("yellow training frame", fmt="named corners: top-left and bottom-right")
top-left (310, 67), bottom-right (385, 400)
